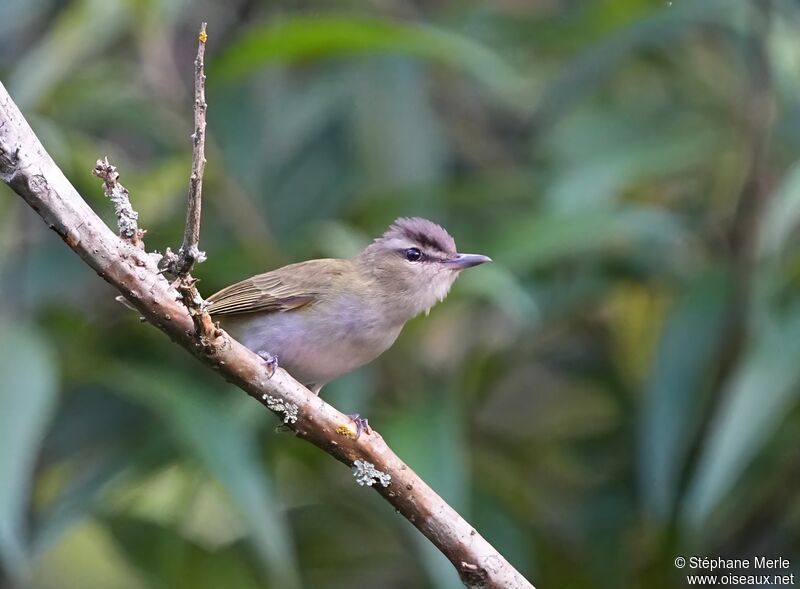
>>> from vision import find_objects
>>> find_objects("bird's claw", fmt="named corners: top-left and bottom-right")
top-left (346, 413), bottom-right (371, 440)
top-left (256, 351), bottom-right (278, 377)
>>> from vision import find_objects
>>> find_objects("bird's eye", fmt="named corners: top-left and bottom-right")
top-left (404, 247), bottom-right (422, 262)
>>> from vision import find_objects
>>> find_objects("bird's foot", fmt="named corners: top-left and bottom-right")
top-left (256, 351), bottom-right (278, 378)
top-left (346, 413), bottom-right (371, 440)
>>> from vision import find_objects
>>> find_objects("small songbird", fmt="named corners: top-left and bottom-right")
top-left (206, 218), bottom-right (491, 405)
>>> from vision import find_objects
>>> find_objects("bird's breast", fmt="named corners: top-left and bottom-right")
top-left (219, 299), bottom-right (403, 389)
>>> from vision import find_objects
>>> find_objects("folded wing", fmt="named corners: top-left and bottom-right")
top-left (205, 258), bottom-right (349, 316)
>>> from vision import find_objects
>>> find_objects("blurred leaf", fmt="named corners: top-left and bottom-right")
top-left (177, 475), bottom-right (253, 550)
top-left (383, 391), bottom-right (466, 589)
top-left (29, 519), bottom-right (146, 589)
top-left (384, 392), bottom-right (468, 512)
top-left (457, 263), bottom-right (540, 326)
top-left (639, 269), bottom-right (729, 518)
top-left (213, 15), bottom-right (518, 91)
top-left (682, 312), bottom-right (800, 527)
top-left (310, 220), bottom-right (371, 259)
top-left (213, 68), bottom-right (353, 196)
top-left (769, 12), bottom-right (800, 104)
top-left (31, 431), bottom-right (172, 560)
top-left (0, 0), bottom-right (52, 38)
top-left (478, 365), bottom-right (620, 440)
top-left (608, 283), bottom-right (669, 387)
top-left (353, 59), bottom-right (447, 191)
top-left (758, 160), bottom-right (800, 258)
top-left (544, 109), bottom-right (719, 211)
top-left (472, 492), bottom-right (536, 582)
top-left (494, 207), bottom-right (684, 271)
top-left (107, 367), bottom-right (302, 589)
top-left (0, 323), bottom-right (58, 578)
top-left (532, 0), bottom-right (737, 127)
top-left (8, 0), bottom-right (128, 109)
top-left (126, 155), bottom-right (193, 225)
top-left (104, 515), bottom-right (262, 589)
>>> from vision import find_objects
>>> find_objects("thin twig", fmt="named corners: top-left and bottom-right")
top-left (163, 21), bottom-right (208, 276)
top-left (92, 157), bottom-right (144, 248)
top-left (180, 22), bottom-right (209, 271)
top-left (159, 22), bottom-right (212, 337)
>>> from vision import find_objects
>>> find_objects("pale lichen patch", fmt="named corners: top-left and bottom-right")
top-left (352, 459), bottom-right (391, 487)
top-left (260, 394), bottom-right (298, 424)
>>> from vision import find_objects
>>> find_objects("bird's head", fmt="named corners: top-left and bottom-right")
top-left (357, 217), bottom-right (491, 320)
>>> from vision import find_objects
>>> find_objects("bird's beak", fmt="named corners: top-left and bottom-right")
top-left (445, 253), bottom-right (492, 269)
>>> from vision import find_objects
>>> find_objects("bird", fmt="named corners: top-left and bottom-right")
top-left (206, 217), bottom-right (490, 432)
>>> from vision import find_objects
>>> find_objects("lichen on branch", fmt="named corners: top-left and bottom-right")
top-left (92, 157), bottom-right (144, 247)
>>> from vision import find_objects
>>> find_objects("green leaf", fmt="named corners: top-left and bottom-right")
top-left (31, 429), bottom-right (173, 560)
top-left (544, 108), bottom-right (719, 211)
top-left (758, 160), bottom-right (800, 258)
top-left (0, 324), bottom-right (58, 578)
top-left (104, 515), bottom-right (262, 589)
top-left (494, 207), bottom-right (684, 271)
top-left (0, 0), bottom-right (49, 39)
top-left (383, 391), bottom-right (467, 589)
top-left (638, 269), bottom-right (729, 518)
top-left (457, 263), bottom-right (540, 325)
top-left (28, 519), bottom-right (148, 589)
top-left (532, 0), bottom-right (739, 127)
top-left (8, 0), bottom-right (128, 109)
top-left (353, 59), bottom-right (447, 191)
top-left (212, 15), bottom-right (518, 91)
top-left (682, 313), bottom-right (800, 527)
top-left (107, 368), bottom-right (302, 589)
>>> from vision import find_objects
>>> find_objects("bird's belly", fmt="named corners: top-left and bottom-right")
top-left (219, 311), bottom-right (402, 389)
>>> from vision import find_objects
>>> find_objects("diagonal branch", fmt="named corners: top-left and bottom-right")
top-left (0, 37), bottom-right (534, 589)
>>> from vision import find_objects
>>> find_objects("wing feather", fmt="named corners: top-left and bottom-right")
top-left (205, 259), bottom-right (350, 316)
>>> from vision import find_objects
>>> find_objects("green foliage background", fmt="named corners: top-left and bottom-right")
top-left (1, 0), bottom-right (800, 587)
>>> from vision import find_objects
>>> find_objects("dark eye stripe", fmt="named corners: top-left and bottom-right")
top-left (404, 229), bottom-right (452, 256)
top-left (399, 248), bottom-right (448, 264)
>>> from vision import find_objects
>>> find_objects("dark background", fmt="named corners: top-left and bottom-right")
top-left (1, 0), bottom-right (799, 587)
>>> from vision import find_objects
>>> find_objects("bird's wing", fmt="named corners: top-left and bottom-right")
top-left (205, 259), bottom-right (349, 316)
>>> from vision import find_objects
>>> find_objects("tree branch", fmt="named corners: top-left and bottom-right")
top-left (0, 38), bottom-right (534, 589)
top-left (161, 21), bottom-right (208, 277)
